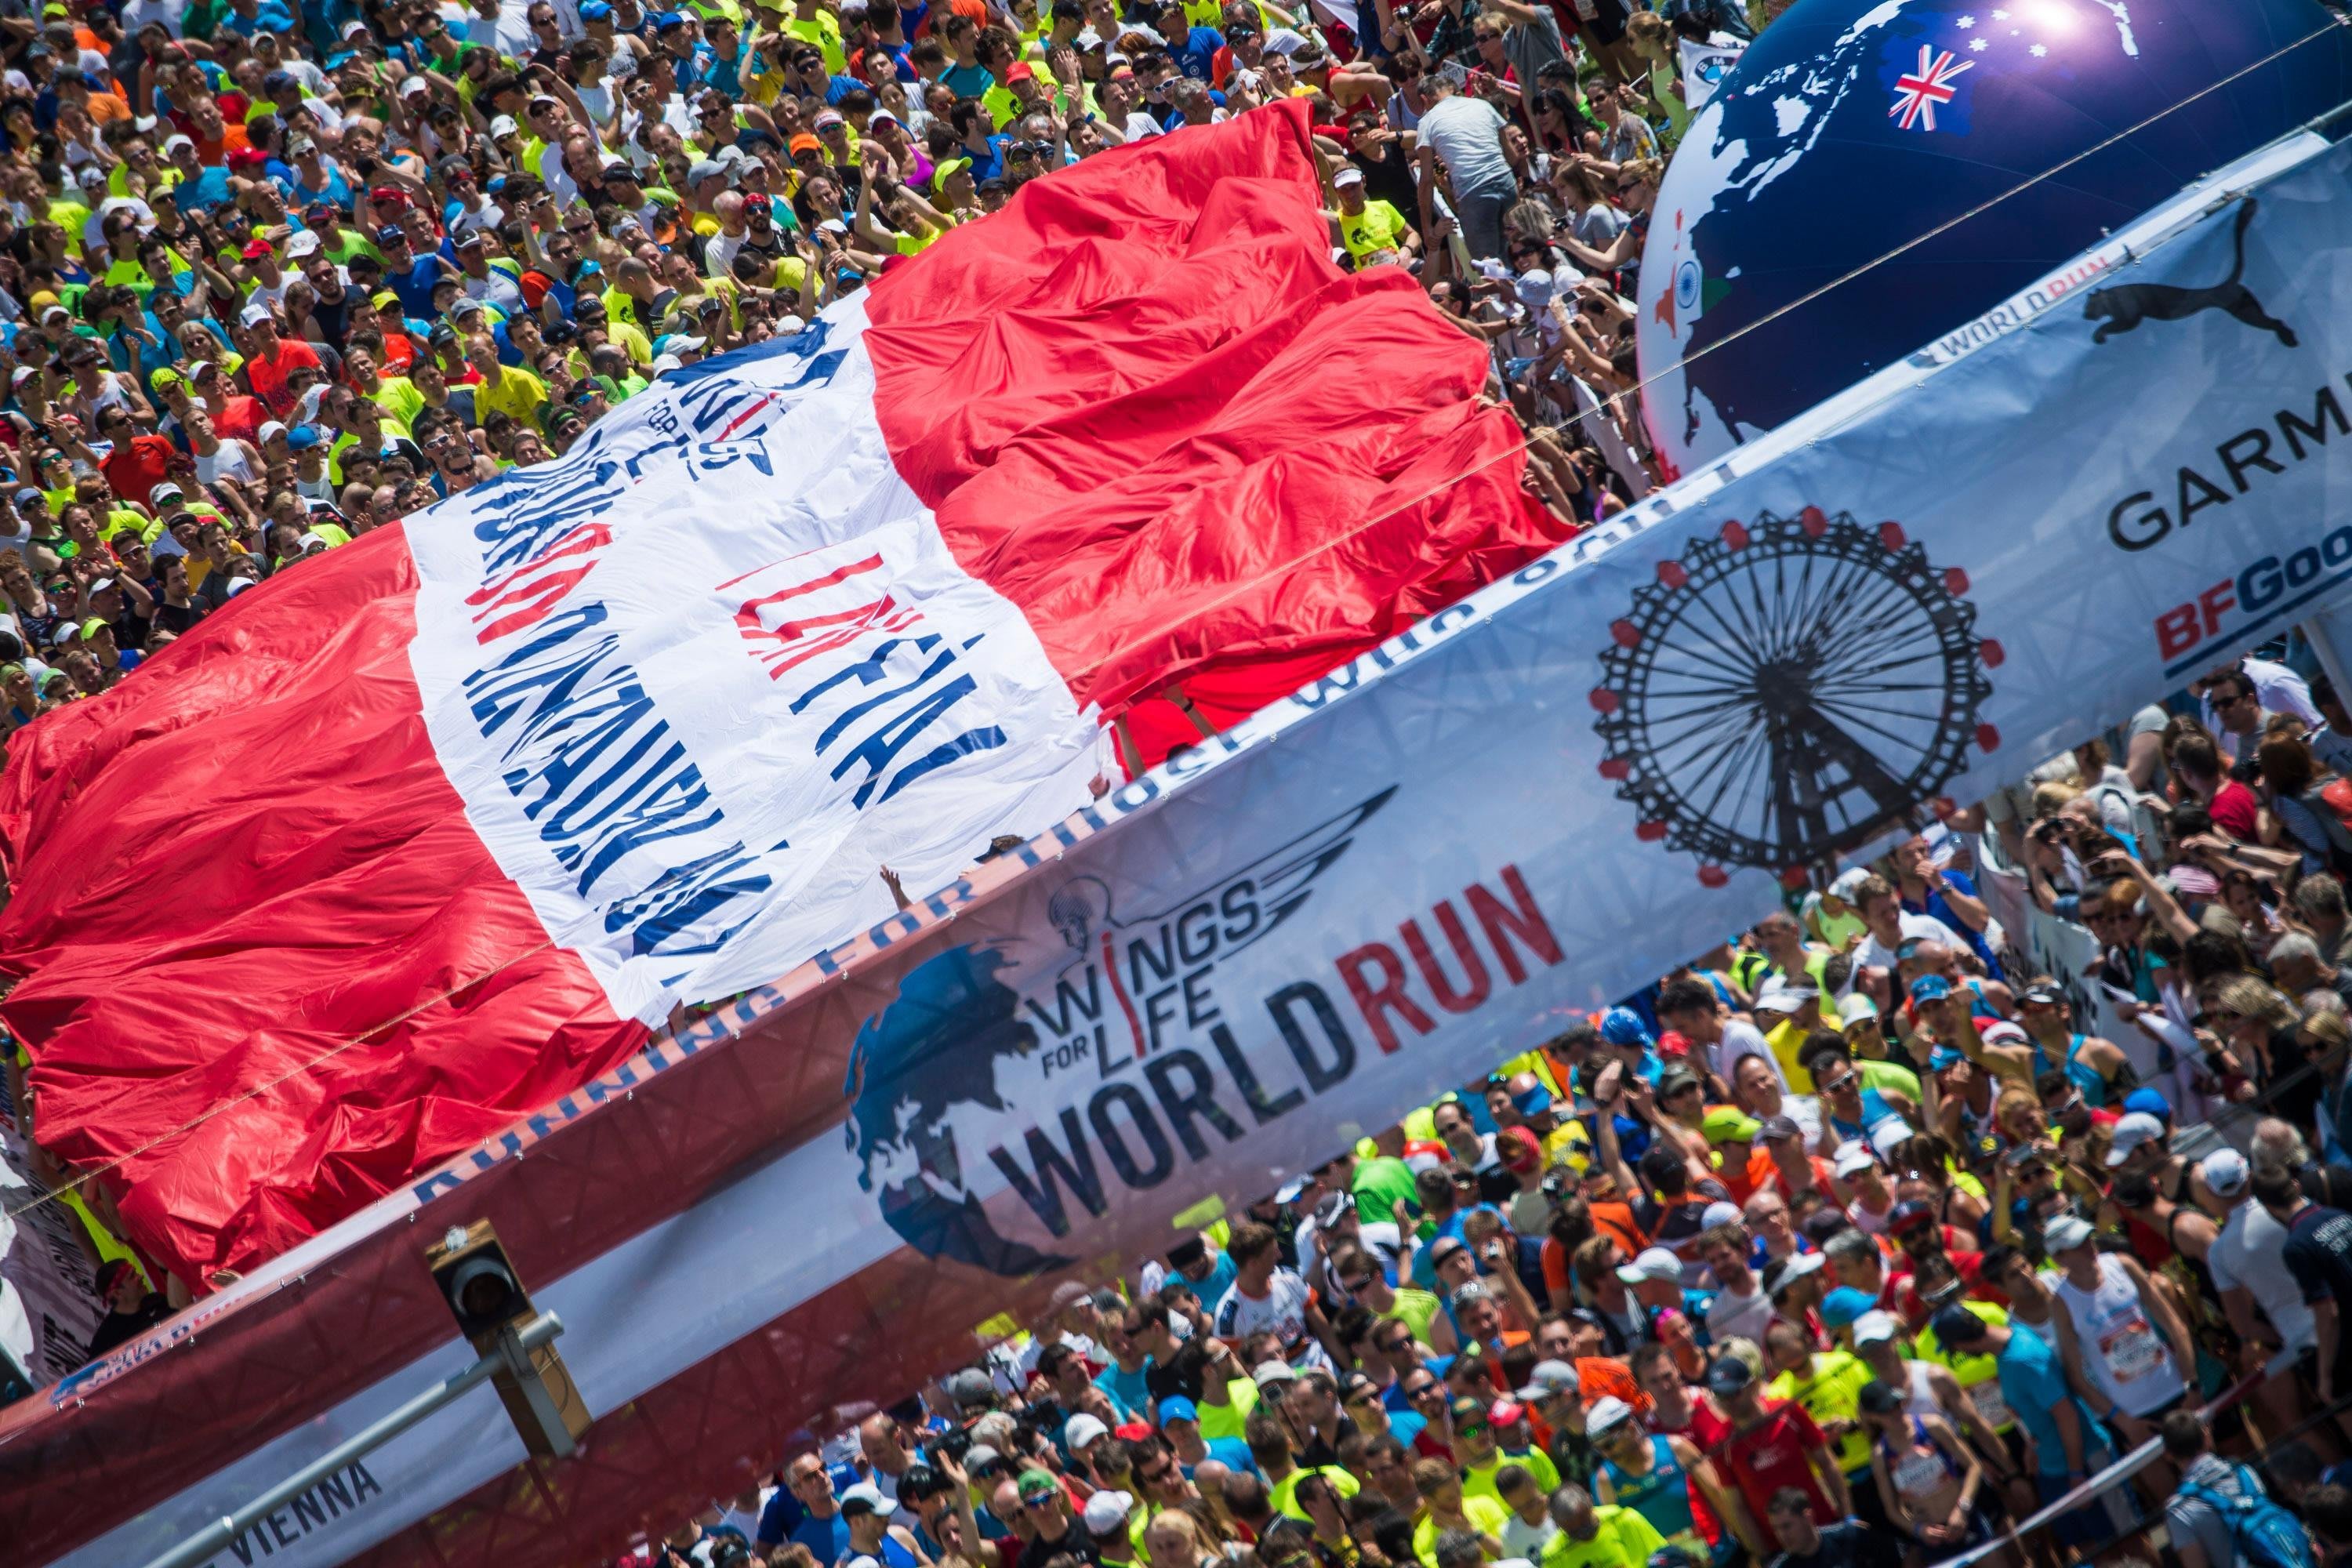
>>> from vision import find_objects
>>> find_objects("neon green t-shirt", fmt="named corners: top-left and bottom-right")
top-left (1269, 1464), bottom-right (1359, 1521)
top-left (1415, 1496), bottom-right (1510, 1568)
top-left (474, 365), bottom-right (549, 427)
top-left (1768, 1350), bottom-right (1877, 1474)
top-left (1338, 198), bottom-right (1410, 260)
top-left (1464, 1447), bottom-right (1561, 1508)
top-left (1541, 1504), bottom-right (1667, 1568)
top-left (786, 7), bottom-right (845, 71)
top-left (1196, 1374), bottom-right (1258, 1443)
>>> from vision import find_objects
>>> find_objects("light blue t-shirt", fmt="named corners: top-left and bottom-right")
top-left (1184, 1249), bottom-right (1238, 1310)
top-left (1097, 1361), bottom-right (1149, 1422)
top-left (1186, 1436), bottom-right (1260, 1478)
top-left (1999, 1321), bottom-right (2112, 1477)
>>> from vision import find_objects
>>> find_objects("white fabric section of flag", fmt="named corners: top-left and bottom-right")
top-left (1680, 37), bottom-right (1744, 109)
top-left (406, 300), bottom-right (1099, 1024)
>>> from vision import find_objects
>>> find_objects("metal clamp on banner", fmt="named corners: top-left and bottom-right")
top-left (1932, 1348), bottom-right (2303, 1568)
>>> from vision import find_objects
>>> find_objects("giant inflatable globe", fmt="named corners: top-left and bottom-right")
top-left (1635, 0), bottom-right (2352, 479)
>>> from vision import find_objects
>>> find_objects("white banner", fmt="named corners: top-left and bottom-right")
top-left (24, 132), bottom-right (2352, 1568)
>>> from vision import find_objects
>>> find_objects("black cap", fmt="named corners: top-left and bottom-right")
top-left (1704, 1356), bottom-right (1754, 1395)
top-left (1929, 1304), bottom-right (1988, 1347)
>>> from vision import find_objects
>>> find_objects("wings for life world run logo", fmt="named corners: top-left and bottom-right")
top-left (1591, 509), bottom-right (1998, 887)
top-left (838, 789), bottom-right (1572, 1276)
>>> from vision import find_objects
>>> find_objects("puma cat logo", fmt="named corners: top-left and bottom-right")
top-left (2083, 200), bottom-right (2298, 349)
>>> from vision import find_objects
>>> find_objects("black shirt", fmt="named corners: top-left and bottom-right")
top-left (83, 1291), bottom-right (173, 1363)
top-left (154, 597), bottom-right (205, 636)
top-left (1768, 1519), bottom-right (1903, 1568)
top-left (1348, 146), bottom-right (1420, 227)
top-left (1144, 1335), bottom-right (1214, 1406)
top-left (2285, 1204), bottom-right (2352, 1323)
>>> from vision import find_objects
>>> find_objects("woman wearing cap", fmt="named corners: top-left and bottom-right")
top-left (1854, 1378), bottom-right (1986, 1566)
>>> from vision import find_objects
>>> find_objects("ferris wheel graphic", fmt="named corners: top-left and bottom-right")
top-left (1591, 508), bottom-right (2001, 884)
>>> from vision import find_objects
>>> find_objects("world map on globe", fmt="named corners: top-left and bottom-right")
top-left (1634, 0), bottom-right (2352, 479)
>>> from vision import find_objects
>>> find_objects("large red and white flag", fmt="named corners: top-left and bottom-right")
top-left (0, 100), bottom-right (1559, 1290)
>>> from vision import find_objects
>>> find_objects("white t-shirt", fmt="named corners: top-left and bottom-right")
top-left (1501, 1514), bottom-right (1557, 1562)
top-left (1213, 1268), bottom-right (1316, 1347)
top-left (1705, 1283), bottom-right (1773, 1347)
top-left (121, 0), bottom-right (187, 37)
top-left (1851, 912), bottom-right (1969, 983)
top-left (2209, 1199), bottom-right (2316, 1351)
top-left (1715, 1016), bottom-right (1783, 1091)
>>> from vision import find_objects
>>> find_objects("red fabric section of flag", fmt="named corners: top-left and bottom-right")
top-left (861, 99), bottom-right (1568, 752)
top-left (0, 528), bottom-right (641, 1284)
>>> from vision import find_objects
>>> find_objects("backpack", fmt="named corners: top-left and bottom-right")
top-left (2176, 1461), bottom-right (2318, 1568)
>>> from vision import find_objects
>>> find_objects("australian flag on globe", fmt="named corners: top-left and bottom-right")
top-left (1633, 0), bottom-right (2352, 478)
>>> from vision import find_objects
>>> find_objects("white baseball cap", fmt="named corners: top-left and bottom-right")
top-left (2202, 1147), bottom-right (2250, 1200)
top-left (2105, 1112), bottom-right (2166, 1167)
top-left (1062, 1412), bottom-right (1109, 1451)
top-left (1080, 1490), bottom-right (1134, 1535)
top-left (2043, 1214), bottom-right (2095, 1252)
top-left (1615, 1246), bottom-right (1682, 1286)
top-left (1853, 1310), bottom-right (1903, 1345)
top-left (1585, 1395), bottom-right (1636, 1433)
top-left (1834, 1143), bottom-right (1878, 1178)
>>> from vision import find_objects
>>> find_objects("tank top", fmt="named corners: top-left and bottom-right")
top-left (1601, 1436), bottom-right (1697, 1542)
top-left (1903, 1360), bottom-right (1940, 1419)
top-left (194, 441), bottom-right (257, 488)
top-left (2055, 1253), bottom-right (2184, 1418)
top-left (2063, 1033), bottom-right (2111, 1107)
top-left (1880, 1417), bottom-right (1960, 1504)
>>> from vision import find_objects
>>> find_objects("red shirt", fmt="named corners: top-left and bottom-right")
top-left (211, 394), bottom-right (267, 445)
top-left (1703, 1397), bottom-right (1836, 1526)
top-left (245, 337), bottom-right (322, 419)
top-left (2212, 778), bottom-right (2261, 841)
top-left (100, 433), bottom-right (176, 506)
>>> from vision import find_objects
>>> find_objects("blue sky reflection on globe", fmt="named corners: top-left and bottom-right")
top-left (1634, 0), bottom-right (2352, 479)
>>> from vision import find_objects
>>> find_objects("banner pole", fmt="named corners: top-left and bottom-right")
top-left (132, 1314), bottom-right (565, 1568)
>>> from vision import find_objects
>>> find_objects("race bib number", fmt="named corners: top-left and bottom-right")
top-left (2101, 1319), bottom-right (2163, 1385)
top-left (1893, 1451), bottom-right (1948, 1500)
top-left (1968, 1381), bottom-right (2009, 1431)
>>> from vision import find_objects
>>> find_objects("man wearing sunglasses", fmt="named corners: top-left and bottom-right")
top-left (2199, 658), bottom-right (2322, 764)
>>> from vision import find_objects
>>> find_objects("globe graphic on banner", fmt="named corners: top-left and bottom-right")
top-left (1635, 0), bottom-right (2352, 480)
